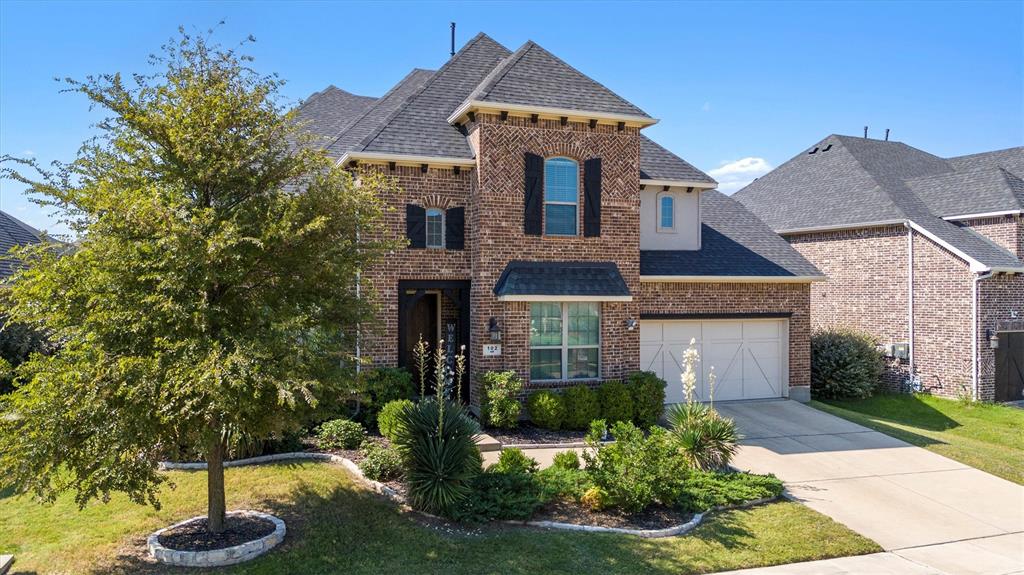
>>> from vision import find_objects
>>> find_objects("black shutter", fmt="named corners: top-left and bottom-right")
top-left (524, 152), bottom-right (543, 236)
top-left (584, 157), bottom-right (602, 237)
top-left (406, 204), bottom-right (426, 249)
top-left (445, 207), bottom-right (465, 250)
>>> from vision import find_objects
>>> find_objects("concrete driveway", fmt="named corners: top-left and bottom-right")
top-left (717, 399), bottom-right (1024, 575)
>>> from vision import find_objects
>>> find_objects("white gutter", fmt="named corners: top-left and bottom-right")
top-left (905, 220), bottom-right (1012, 274)
top-left (972, 271), bottom-right (995, 400)
top-left (447, 99), bottom-right (659, 128)
top-left (640, 275), bottom-right (825, 283)
top-left (640, 179), bottom-right (717, 190)
top-left (906, 222), bottom-right (915, 380)
top-left (942, 210), bottom-right (1021, 221)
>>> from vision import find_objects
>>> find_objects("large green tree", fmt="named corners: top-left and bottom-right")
top-left (0, 30), bottom-right (394, 532)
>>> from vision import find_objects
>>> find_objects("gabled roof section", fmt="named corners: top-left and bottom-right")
top-left (294, 86), bottom-right (376, 147)
top-left (1, 210), bottom-right (45, 280)
top-left (640, 136), bottom-right (716, 186)
top-left (352, 33), bottom-right (512, 159)
top-left (641, 191), bottom-right (823, 280)
top-left (733, 135), bottom-right (1024, 272)
top-left (459, 41), bottom-right (652, 122)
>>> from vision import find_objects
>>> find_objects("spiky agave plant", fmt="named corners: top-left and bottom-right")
top-left (666, 402), bottom-right (738, 470)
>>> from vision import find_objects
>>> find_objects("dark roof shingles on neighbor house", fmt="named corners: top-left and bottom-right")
top-left (641, 191), bottom-right (823, 278)
top-left (0, 210), bottom-right (45, 280)
top-left (294, 86), bottom-right (377, 147)
top-left (640, 136), bottom-right (716, 185)
top-left (734, 136), bottom-right (1024, 270)
top-left (493, 261), bottom-right (632, 298)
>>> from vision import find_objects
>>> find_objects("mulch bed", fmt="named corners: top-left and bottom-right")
top-left (485, 424), bottom-right (589, 445)
top-left (533, 499), bottom-right (695, 530)
top-left (157, 515), bottom-right (275, 552)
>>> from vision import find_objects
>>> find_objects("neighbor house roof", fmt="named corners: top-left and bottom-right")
top-left (493, 261), bottom-right (632, 301)
top-left (640, 191), bottom-right (824, 280)
top-left (294, 33), bottom-right (712, 185)
top-left (0, 210), bottom-right (45, 281)
top-left (733, 135), bottom-right (1024, 272)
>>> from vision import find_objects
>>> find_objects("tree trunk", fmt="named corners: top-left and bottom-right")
top-left (207, 439), bottom-right (227, 534)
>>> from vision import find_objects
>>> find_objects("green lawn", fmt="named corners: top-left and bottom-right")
top-left (812, 394), bottom-right (1024, 485)
top-left (0, 461), bottom-right (879, 575)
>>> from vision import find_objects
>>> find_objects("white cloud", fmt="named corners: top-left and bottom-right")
top-left (701, 102), bottom-right (712, 113)
top-left (22, 149), bottom-right (35, 157)
top-left (708, 157), bottom-right (772, 194)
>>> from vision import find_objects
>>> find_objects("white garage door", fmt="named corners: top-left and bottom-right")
top-left (640, 319), bottom-right (788, 403)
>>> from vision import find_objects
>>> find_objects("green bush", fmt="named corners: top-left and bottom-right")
top-left (561, 384), bottom-right (600, 430)
top-left (527, 390), bottom-right (565, 430)
top-left (811, 329), bottom-right (884, 399)
top-left (316, 419), bottom-right (366, 450)
top-left (586, 419), bottom-right (608, 442)
top-left (377, 399), bottom-right (413, 442)
top-left (0, 319), bottom-right (51, 395)
top-left (489, 447), bottom-right (539, 475)
top-left (581, 421), bottom-right (689, 513)
top-left (628, 371), bottom-right (666, 428)
top-left (480, 370), bottom-right (523, 429)
top-left (362, 367), bottom-right (415, 428)
top-left (666, 402), bottom-right (738, 470)
top-left (450, 470), bottom-right (543, 523)
top-left (392, 398), bottom-right (481, 516)
top-left (359, 443), bottom-right (404, 482)
top-left (676, 471), bottom-right (783, 513)
top-left (551, 450), bottom-right (580, 470)
top-left (598, 380), bottom-right (634, 424)
top-left (535, 465), bottom-right (591, 503)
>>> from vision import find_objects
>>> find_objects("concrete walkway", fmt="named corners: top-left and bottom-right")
top-left (716, 399), bottom-right (1024, 575)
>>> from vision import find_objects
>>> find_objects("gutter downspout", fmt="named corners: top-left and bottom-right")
top-left (972, 270), bottom-right (995, 400)
top-left (906, 222), bottom-right (915, 388)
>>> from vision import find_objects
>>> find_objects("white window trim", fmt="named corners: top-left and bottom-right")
top-left (425, 208), bottom-right (445, 249)
top-left (530, 302), bottom-right (601, 382)
top-left (657, 191), bottom-right (676, 233)
top-left (544, 157), bottom-right (579, 237)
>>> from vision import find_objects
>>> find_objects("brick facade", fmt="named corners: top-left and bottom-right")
top-left (959, 214), bottom-right (1023, 258)
top-left (977, 273), bottom-right (1024, 400)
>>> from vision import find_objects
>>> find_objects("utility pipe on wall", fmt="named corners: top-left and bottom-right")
top-left (906, 222), bottom-right (915, 386)
top-left (972, 271), bottom-right (994, 400)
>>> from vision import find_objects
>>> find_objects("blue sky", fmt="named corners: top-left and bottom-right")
top-left (2, 0), bottom-right (1022, 236)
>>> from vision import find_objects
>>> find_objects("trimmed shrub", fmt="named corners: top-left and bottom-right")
top-left (562, 384), bottom-right (600, 430)
top-left (586, 419), bottom-right (608, 443)
top-left (359, 443), bottom-right (404, 482)
top-left (598, 380), bottom-right (634, 424)
top-left (317, 419), bottom-right (366, 450)
top-left (392, 398), bottom-right (481, 516)
top-left (628, 371), bottom-right (666, 428)
top-left (535, 465), bottom-right (591, 503)
top-left (489, 447), bottom-right (539, 475)
top-left (480, 370), bottom-right (522, 429)
top-left (666, 402), bottom-right (738, 471)
top-left (377, 399), bottom-right (413, 442)
top-left (551, 450), bottom-right (580, 470)
top-left (811, 329), bottom-right (884, 399)
top-left (527, 390), bottom-right (565, 430)
top-left (450, 470), bottom-right (543, 523)
top-left (676, 471), bottom-right (783, 513)
top-left (362, 367), bottom-right (415, 428)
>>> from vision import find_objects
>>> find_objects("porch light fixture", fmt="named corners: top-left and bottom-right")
top-left (488, 317), bottom-right (503, 342)
top-left (626, 318), bottom-right (639, 331)
top-left (987, 329), bottom-right (999, 349)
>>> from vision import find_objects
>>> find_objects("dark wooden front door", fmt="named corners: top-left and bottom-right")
top-left (405, 293), bottom-right (438, 388)
top-left (995, 332), bottom-right (1024, 402)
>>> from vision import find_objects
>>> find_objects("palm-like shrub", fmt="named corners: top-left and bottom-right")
top-left (392, 398), bottom-right (481, 515)
top-left (666, 402), bottom-right (738, 470)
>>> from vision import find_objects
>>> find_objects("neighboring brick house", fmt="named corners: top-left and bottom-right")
top-left (735, 135), bottom-right (1024, 402)
top-left (296, 33), bottom-right (823, 409)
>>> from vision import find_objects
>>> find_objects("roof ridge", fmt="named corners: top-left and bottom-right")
top-left (998, 167), bottom-right (1024, 208)
top-left (354, 33), bottom-right (510, 153)
top-left (838, 138), bottom-right (917, 221)
top-left (946, 145), bottom-right (1024, 162)
top-left (323, 68), bottom-right (434, 155)
top-left (468, 41), bottom-right (534, 102)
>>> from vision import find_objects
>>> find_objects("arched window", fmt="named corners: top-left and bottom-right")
top-left (658, 193), bottom-right (675, 231)
top-left (425, 208), bottom-right (444, 248)
top-left (544, 157), bottom-right (578, 236)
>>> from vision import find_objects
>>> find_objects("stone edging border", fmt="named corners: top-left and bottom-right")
top-left (147, 510), bottom-right (285, 568)
top-left (157, 452), bottom-right (777, 539)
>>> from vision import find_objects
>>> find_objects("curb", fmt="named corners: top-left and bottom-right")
top-left (147, 510), bottom-right (285, 568)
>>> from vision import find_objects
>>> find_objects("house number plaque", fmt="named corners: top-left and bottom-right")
top-left (482, 344), bottom-right (502, 356)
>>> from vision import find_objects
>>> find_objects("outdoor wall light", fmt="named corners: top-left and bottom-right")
top-left (625, 318), bottom-right (639, 331)
top-left (488, 317), bottom-right (503, 342)
top-left (987, 329), bottom-right (999, 349)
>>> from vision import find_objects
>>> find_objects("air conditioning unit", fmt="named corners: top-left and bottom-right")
top-left (878, 343), bottom-right (896, 358)
top-left (893, 342), bottom-right (910, 360)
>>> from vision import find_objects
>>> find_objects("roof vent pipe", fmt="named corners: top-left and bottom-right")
top-left (885, 128), bottom-right (890, 141)
top-left (864, 126), bottom-right (868, 138)
top-left (450, 22), bottom-right (456, 58)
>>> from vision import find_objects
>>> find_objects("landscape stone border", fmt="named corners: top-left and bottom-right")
top-left (147, 510), bottom-right (285, 568)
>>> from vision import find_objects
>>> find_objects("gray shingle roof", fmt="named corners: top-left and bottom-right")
top-left (493, 261), bottom-right (631, 298)
top-left (733, 135), bottom-right (1024, 271)
top-left (640, 136), bottom-right (716, 184)
top-left (294, 86), bottom-right (377, 148)
top-left (467, 41), bottom-right (651, 119)
top-left (0, 210), bottom-right (45, 280)
top-left (641, 191), bottom-right (823, 278)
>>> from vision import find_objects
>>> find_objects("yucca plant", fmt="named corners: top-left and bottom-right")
top-left (666, 402), bottom-right (738, 470)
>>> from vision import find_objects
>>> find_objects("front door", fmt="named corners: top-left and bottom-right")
top-left (995, 332), bottom-right (1024, 402)
top-left (404, 293), bottom-right (438, 389)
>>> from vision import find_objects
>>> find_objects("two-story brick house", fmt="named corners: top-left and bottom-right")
top-left (735, 135), bottom-right (1024, 402)
top-left (297, 33), bottom-right (823, 409)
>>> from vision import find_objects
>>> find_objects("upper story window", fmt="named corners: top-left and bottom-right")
top-left (658, 193), bottom-right (675, 231)
top-left (544, 157), bottom-right (578, 236)
top-left (425, 208), bottom-right (444, 248)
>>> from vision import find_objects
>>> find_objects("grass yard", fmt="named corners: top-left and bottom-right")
top-left (0, 461), bottom-right (878, 575)
top-left (812, 394), bottom-right (1024, 485)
